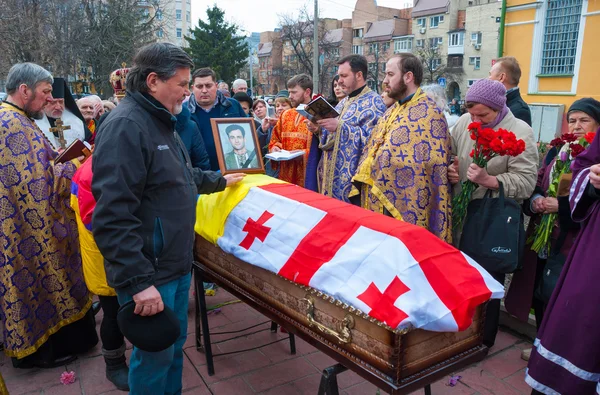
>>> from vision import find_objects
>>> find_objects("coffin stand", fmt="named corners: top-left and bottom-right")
top-left (194, 236), bottom-right (488, 394)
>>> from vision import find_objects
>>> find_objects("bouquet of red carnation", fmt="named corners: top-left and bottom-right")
top-left (452, 122), bottom-right (527, 232)
top-left (528, 132), bottom-right (595, 255)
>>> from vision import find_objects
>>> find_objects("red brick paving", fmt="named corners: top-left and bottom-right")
top-left (0, 289), bottom-right (534, 394)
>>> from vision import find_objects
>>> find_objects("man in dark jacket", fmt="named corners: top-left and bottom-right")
top-left (176, 105), bottom-right (210, 170)
top-left (188, 67), bottom-right (247, 171)
top-left (489, 56), bottom-right (532, 126)
top-left (91, 43), bottom-right (243, 394)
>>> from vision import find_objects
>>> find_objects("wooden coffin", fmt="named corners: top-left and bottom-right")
top-left (194, 236), bottom-right (488, 394)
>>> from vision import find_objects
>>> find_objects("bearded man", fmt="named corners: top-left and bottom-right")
top-left (34, 77), bottom-right (89, 148)
top-left (0, 63), bottom-right (98, 368)
top-left (352, 54), bottom-right (453, 243)
top-left (315, 55), bottom-right (386, 202)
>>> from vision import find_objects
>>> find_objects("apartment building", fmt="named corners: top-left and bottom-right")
top-left (463, 1), bottom-right (502, 91)
top-left (257, 31), bottom-right (283, 95)
top-left (148, 0), bottom-right (192, 47)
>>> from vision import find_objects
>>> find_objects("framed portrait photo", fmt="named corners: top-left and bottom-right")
top-left (211, 118), bottom-right (265, 175)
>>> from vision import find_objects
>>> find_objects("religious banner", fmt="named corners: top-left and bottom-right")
top-left (196, 175), bottom-right (504, 332)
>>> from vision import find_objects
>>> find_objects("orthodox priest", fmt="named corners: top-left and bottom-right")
top-left (353, 54), bottom-right (453, 243)
top-left (316, 55), bottom-right (386, 202)
top-left (268, 74), bottom-right (315, 187)
top-left (0, 63), bottom-right (98, 368)
top-left (34, 77), bottom-right (90, 148)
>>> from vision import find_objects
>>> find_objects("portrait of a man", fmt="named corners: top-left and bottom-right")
top-left (223, 124), bottom-right (259, 170)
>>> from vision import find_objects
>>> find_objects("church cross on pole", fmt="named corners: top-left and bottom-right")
top-left (49, 118), bottom-right (70, 149)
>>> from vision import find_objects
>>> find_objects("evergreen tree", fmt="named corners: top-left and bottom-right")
top-left (185, 5), bottom-right (249, 83)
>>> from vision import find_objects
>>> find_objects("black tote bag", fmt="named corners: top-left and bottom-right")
top-left (459, 182), bottom-right (525, 274)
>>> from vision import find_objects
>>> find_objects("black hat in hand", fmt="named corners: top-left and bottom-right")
top-left (117, 300), bottom-right (180, 352)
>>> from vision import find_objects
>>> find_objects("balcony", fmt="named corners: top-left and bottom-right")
top-left (448, 31), bottom-right (465, 55)
top-left (448, 45), bottom-right (464, 55)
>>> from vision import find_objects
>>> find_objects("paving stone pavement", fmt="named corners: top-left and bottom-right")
top-left (0, 289), bottom-right (533, 395)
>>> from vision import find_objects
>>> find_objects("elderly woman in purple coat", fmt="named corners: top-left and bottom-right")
top-left (525, 128), bottom-right (600, 394)
top-left (504, 98), bottom-right (600, 361)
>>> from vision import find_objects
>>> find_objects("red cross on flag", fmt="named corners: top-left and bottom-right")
top-left (213, 182), bottom-right (504, 332)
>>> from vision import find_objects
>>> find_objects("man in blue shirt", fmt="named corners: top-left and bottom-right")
top-left (188, 68), bottom-right (247, 170)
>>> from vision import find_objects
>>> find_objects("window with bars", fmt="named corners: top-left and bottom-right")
top-left (540, 0), bottom-right (582, 75)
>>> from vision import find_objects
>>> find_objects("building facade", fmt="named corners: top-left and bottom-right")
top-left (503, 0), bottom-right (600, 106)
top-left (152, 0), bottom-right (192, 47)
top-left (502, 0), bottom-right (600, 141)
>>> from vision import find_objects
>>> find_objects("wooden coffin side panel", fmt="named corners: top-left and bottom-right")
top-left (399, 310), bottom-right (484, 377)
top-left (196, 239), bottom-right (400, 382)
top-left (195, 237), bottom-right (486, 387)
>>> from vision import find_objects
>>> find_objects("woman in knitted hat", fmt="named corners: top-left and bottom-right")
top-left (448, 78), bottom-right (539, 348)
top-left (503, 97), bottom-right (599, 362)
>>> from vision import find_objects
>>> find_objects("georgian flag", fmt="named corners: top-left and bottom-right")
top-left (206, 181), bottom-right (503, 333)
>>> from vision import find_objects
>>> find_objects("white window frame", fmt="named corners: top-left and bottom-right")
top-left (431, 58), bottom-right (442, 70)
top-left (352, 45), bottom-right (363, 55)
top-left (449, 32), bottom-right (464, 47)
top-left (430, 15), bottom-right (444, 28)
top-left (416, 18), bottom-right (426, 27)
top-left (394, 38), bottom-right (413, 53)
top-left (176, 28), bottom-right (182, 38)
top-left (469, 56), bottom-right (481, 70)
top-left (470, 32), bottom-right (482, 45)
top-left (429, 37), bottom-right (443, 48)
top-left (157, 28), bottom-right (163, 38)
top-left (186, 11), bottom-right (190, 22)
top-left (353, 28), bottom-right (364, 38)
top-left (176, 9), bottom-right (182, 20)
top-left (416, 39), bottom-right (425, 48)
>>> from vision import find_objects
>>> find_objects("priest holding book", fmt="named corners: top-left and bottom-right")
top-left (316, 55), bottom-right (387, 202)
top-left (268, 74), bottom-right (315, 187)
top-left (0, 63), bottom-right (98, 368)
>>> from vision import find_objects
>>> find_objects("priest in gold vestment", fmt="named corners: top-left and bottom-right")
top-left (0, 63), bottom-right (97, 369)
top-left (353, 54), bottom-right (453, 243)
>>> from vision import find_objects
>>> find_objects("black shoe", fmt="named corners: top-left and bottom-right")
top-left (92, 301), bottom-right (102, 316)
top-left (105, 355), bottom-right (130, 391)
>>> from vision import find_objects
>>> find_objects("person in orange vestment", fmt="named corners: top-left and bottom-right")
top-left (268, 74), bottom-right (315, 187)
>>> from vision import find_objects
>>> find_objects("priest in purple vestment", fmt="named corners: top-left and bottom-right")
top-left (526, 128), bottom-right (600, 394)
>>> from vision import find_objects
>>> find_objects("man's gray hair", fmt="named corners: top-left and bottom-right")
top-left (422, 84), bottom-right (449, 113)
top-left (232, 79), bottom-right (247, 89)
top-left (126, 42), bottom-right (194, 93)
top-left (5, 63), bottom-right (53, 95)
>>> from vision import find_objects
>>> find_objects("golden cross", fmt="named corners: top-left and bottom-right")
top-left (49, 118), bottom-right (70, 149)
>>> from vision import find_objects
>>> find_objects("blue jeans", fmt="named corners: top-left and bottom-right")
top-left (117, 273), bottom-right (191, 395)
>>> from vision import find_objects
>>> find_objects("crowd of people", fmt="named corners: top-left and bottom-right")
top-left (0, 42), bottom-right (599, 395)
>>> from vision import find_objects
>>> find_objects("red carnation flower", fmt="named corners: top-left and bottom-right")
top-left (563, 133), bottom-right (578, 143)
top-left (550, 137), bottom-right (565, 147)
top-left (469, 149), bottom-right (475, 158)
top-left (468, 122), bottom-right (482, 131)
top-left (569, 143), bottom-right (585, 157)
top-left (584, 132), bottom-right (596, 144)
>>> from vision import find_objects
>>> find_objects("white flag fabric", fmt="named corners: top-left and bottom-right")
top-left (213, 182), bottom-right (504, 332)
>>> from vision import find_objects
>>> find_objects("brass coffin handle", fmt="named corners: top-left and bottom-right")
top-left (302, 297), bottom-right (354, 344)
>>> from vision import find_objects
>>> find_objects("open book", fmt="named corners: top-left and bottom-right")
top-left (265, 150), bottom-right (304, 161)
top-left (55, 139), bottom-right (92, 164)
top-left (296, 96), bottom-right (339, 122)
